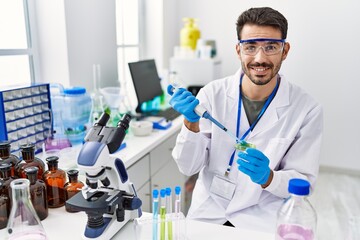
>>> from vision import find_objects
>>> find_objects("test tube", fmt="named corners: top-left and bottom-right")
top-left (152, 189), bottom-right (159, 240)
top-left (166, 188), bottom-right (173, 240)
top-left (160, 189), bottom-right (166, 240)
top-left (174, 186), bottom-right (181, 216)
top-left (174, 186), bottom-right (181, 240)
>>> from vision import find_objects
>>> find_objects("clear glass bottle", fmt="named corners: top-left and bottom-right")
top-left (24, 167), bottom-right (48, 221)
top-left (0, 141), bottom-right (21, 177)
top-left (64, 169), bottom-right (84, 213)
top-left (276, 178), bottom-right (317, 240)
top-left (0, 163), bottom-right (14, 229)
top-left (43, 156), bottom-right (66, 208)
top-left (6, 178), bottom-right (48, 239)
top-left (16, 144), bottom-right (45, 179)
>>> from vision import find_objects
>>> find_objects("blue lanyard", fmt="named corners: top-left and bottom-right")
top-left (225, 74), bottom-right (280, 175)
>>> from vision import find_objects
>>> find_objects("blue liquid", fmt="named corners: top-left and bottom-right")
top-left (152, 201), bottom-right (158, 240)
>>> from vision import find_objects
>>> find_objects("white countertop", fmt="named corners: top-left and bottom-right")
top-left (0, 116), bottom-right (275, 239)
top-left (37, 116), bottom-right (184, 172)
top-left (3, 208), bottom-right (274, 240)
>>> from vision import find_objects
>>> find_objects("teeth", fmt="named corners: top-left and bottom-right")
top-left (254, 68), bottom-right (267, 71)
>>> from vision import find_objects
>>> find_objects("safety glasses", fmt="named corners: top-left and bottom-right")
top-left (238, 38), bottom-right (286, 56)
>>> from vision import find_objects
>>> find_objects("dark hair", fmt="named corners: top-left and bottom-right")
top-left (236, 7), bottom-right (288, 40)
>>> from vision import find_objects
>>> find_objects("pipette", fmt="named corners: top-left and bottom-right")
top-left (167, 85), bottom-right (241, 144)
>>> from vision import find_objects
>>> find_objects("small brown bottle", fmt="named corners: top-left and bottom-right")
top-left (0, 163), bottom-right (14, 229)
top-left (25, 167), bottom-right (48, 220)
top-left (0, 141), bottom-right (21, 177)
top-left (43, 156), bottom-right (66, 208)
top-left (16, 143), bottom-right (45, 179)
top-left (64, 169), bottom-right (84, 213)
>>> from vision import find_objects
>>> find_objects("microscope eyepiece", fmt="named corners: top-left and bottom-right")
top-left (117, 114), bottom-right (131, 130)
top-left (95, 112), bottom-right (110, 127)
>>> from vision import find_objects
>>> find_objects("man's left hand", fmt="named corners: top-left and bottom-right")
top-left (237, 148), bottom-right (271, 185)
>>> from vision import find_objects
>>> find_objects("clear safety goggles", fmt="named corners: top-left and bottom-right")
top-left (238, 38), bottom-right (286, 56)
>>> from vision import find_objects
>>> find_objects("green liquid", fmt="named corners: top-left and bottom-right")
top-left (160, 207), bottom-right (166, 240)
top-left (168, 220), bottom-right (173, 240)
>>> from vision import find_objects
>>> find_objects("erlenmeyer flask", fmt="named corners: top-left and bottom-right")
top-left (6, 179), bottom-right (48, 240)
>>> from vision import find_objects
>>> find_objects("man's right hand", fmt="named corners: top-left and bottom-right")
top-left (169, 88), bottom-right (200, 123)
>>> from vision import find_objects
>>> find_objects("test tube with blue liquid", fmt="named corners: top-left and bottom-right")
top-left (152, 189), bottom-right (159, 240)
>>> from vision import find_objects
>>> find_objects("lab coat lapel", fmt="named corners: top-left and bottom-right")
top-left (225, 70), bottom-right (249, 137)
top-left (247, 75), bottom-right (290, 139)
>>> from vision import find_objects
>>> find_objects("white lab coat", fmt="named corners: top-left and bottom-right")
top-left (172, 69), bottom-right (323, 232)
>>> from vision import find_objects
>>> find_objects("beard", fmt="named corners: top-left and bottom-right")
top-left (241, 61), bottom-right (281, 86)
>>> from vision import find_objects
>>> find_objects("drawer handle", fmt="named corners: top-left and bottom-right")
top-left (153, 184), bottom-right (159, 187)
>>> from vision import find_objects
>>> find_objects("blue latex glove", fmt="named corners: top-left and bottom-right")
top-left (237, 148), bottom-right (271, 185)
top-left (168, 87), bottom-right (200, 122)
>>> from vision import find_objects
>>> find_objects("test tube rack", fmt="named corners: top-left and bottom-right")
top-left (0, 83), bottom-right (52, 156)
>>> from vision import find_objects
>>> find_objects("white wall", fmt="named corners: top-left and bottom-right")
top-left (164, 0), bottom-right (360, 171)
top-left (34, 0), bottom-right (118, 91)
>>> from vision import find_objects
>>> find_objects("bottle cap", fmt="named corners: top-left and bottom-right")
top-left (153, 189), bottom-right (159, 198)
top-left (24, 166), bottom-right (39, 175)
top-left (67, 169), bottom-right (79, 176)
top-left (175, 186), bottom-right (181, 195)
top-left (166, 187), bottom-right (171, 196)
top-left (0, 140), bottom-right (11, 148)
top-left (0, 163), bottom-right (11, 171)
top-left (20, 143), bottom-right (35, 152)
top-left (64, 87), bottom-right (86, 95)
top-left (160, 189), bottom-right (166, 198)
top-left (46, 156), bottom-right (59, 163)
top-left (288, 178), bottom-right (310, 196)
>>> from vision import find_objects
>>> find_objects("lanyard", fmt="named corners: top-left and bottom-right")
top-left (224, 74), bottom-right (280, 176)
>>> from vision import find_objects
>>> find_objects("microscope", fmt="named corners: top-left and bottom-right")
top-left (66, 112), bottom-right (142, 240)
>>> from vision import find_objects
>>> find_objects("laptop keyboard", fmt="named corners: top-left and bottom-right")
top-left (156, 108), bottom-right (181, 120)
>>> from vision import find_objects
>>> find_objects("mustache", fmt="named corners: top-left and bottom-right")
top-left (249, 62), bottom-right (273, 68)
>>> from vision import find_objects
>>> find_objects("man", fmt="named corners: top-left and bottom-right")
top-left (169, 7), bottom-right (323, 232)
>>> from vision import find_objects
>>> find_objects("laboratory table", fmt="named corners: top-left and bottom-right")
top-left (0, 116), bottom-right (275, 239)
top-left (0, 208), bottom-right (274, 239)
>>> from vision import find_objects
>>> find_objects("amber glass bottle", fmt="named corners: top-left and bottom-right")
top-left (0, 141), bottom-right (20, 177)
top-left (0, 163), bottom-right (14, 229)
top-left (25, 167), bottom-right (48, 220)
top-left (16, 143), bottom-right (45, 179)
top-left (64, 169), bottom-right (84, 213)
top-left (43, 156), bottom-right (66, 208)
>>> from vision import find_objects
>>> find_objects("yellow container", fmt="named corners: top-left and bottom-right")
top-left (180, 18), bottom-right (201, 50)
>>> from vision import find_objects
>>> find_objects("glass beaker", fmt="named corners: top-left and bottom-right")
top-left (6, 179), bottom-right (48, 240)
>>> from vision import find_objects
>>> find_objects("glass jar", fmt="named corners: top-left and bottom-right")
top-left (25, 167), bottom-right (48, 221)
top-left (43, 156), bottom-right (66, 208)
top-left (276, 178), bottom-right (317, 240)
top-left (16, 144), bottom-right (45, 179)
top-left (0, 163), bottom-right (14, 229)
top-left (64, 169), bottom-right (84, 213)
top-left (0, 141), bottom-right (21, 177)
top-left (6, 179), bottom-right (48, 239)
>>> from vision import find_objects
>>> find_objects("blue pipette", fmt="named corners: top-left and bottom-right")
top-left (167, 85), bottom-right (241, 144)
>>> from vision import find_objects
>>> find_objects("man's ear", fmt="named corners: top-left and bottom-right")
top-left (281, 42), bottom-right (290, 61)
top-left (236, 44), bottom-right (241, 58)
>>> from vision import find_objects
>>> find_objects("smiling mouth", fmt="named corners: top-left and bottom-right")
top-left (251, 67), bottom-right (269, 72)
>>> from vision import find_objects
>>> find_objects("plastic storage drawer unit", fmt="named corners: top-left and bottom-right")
top-left (0, 83), bottom-right (51, 156)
